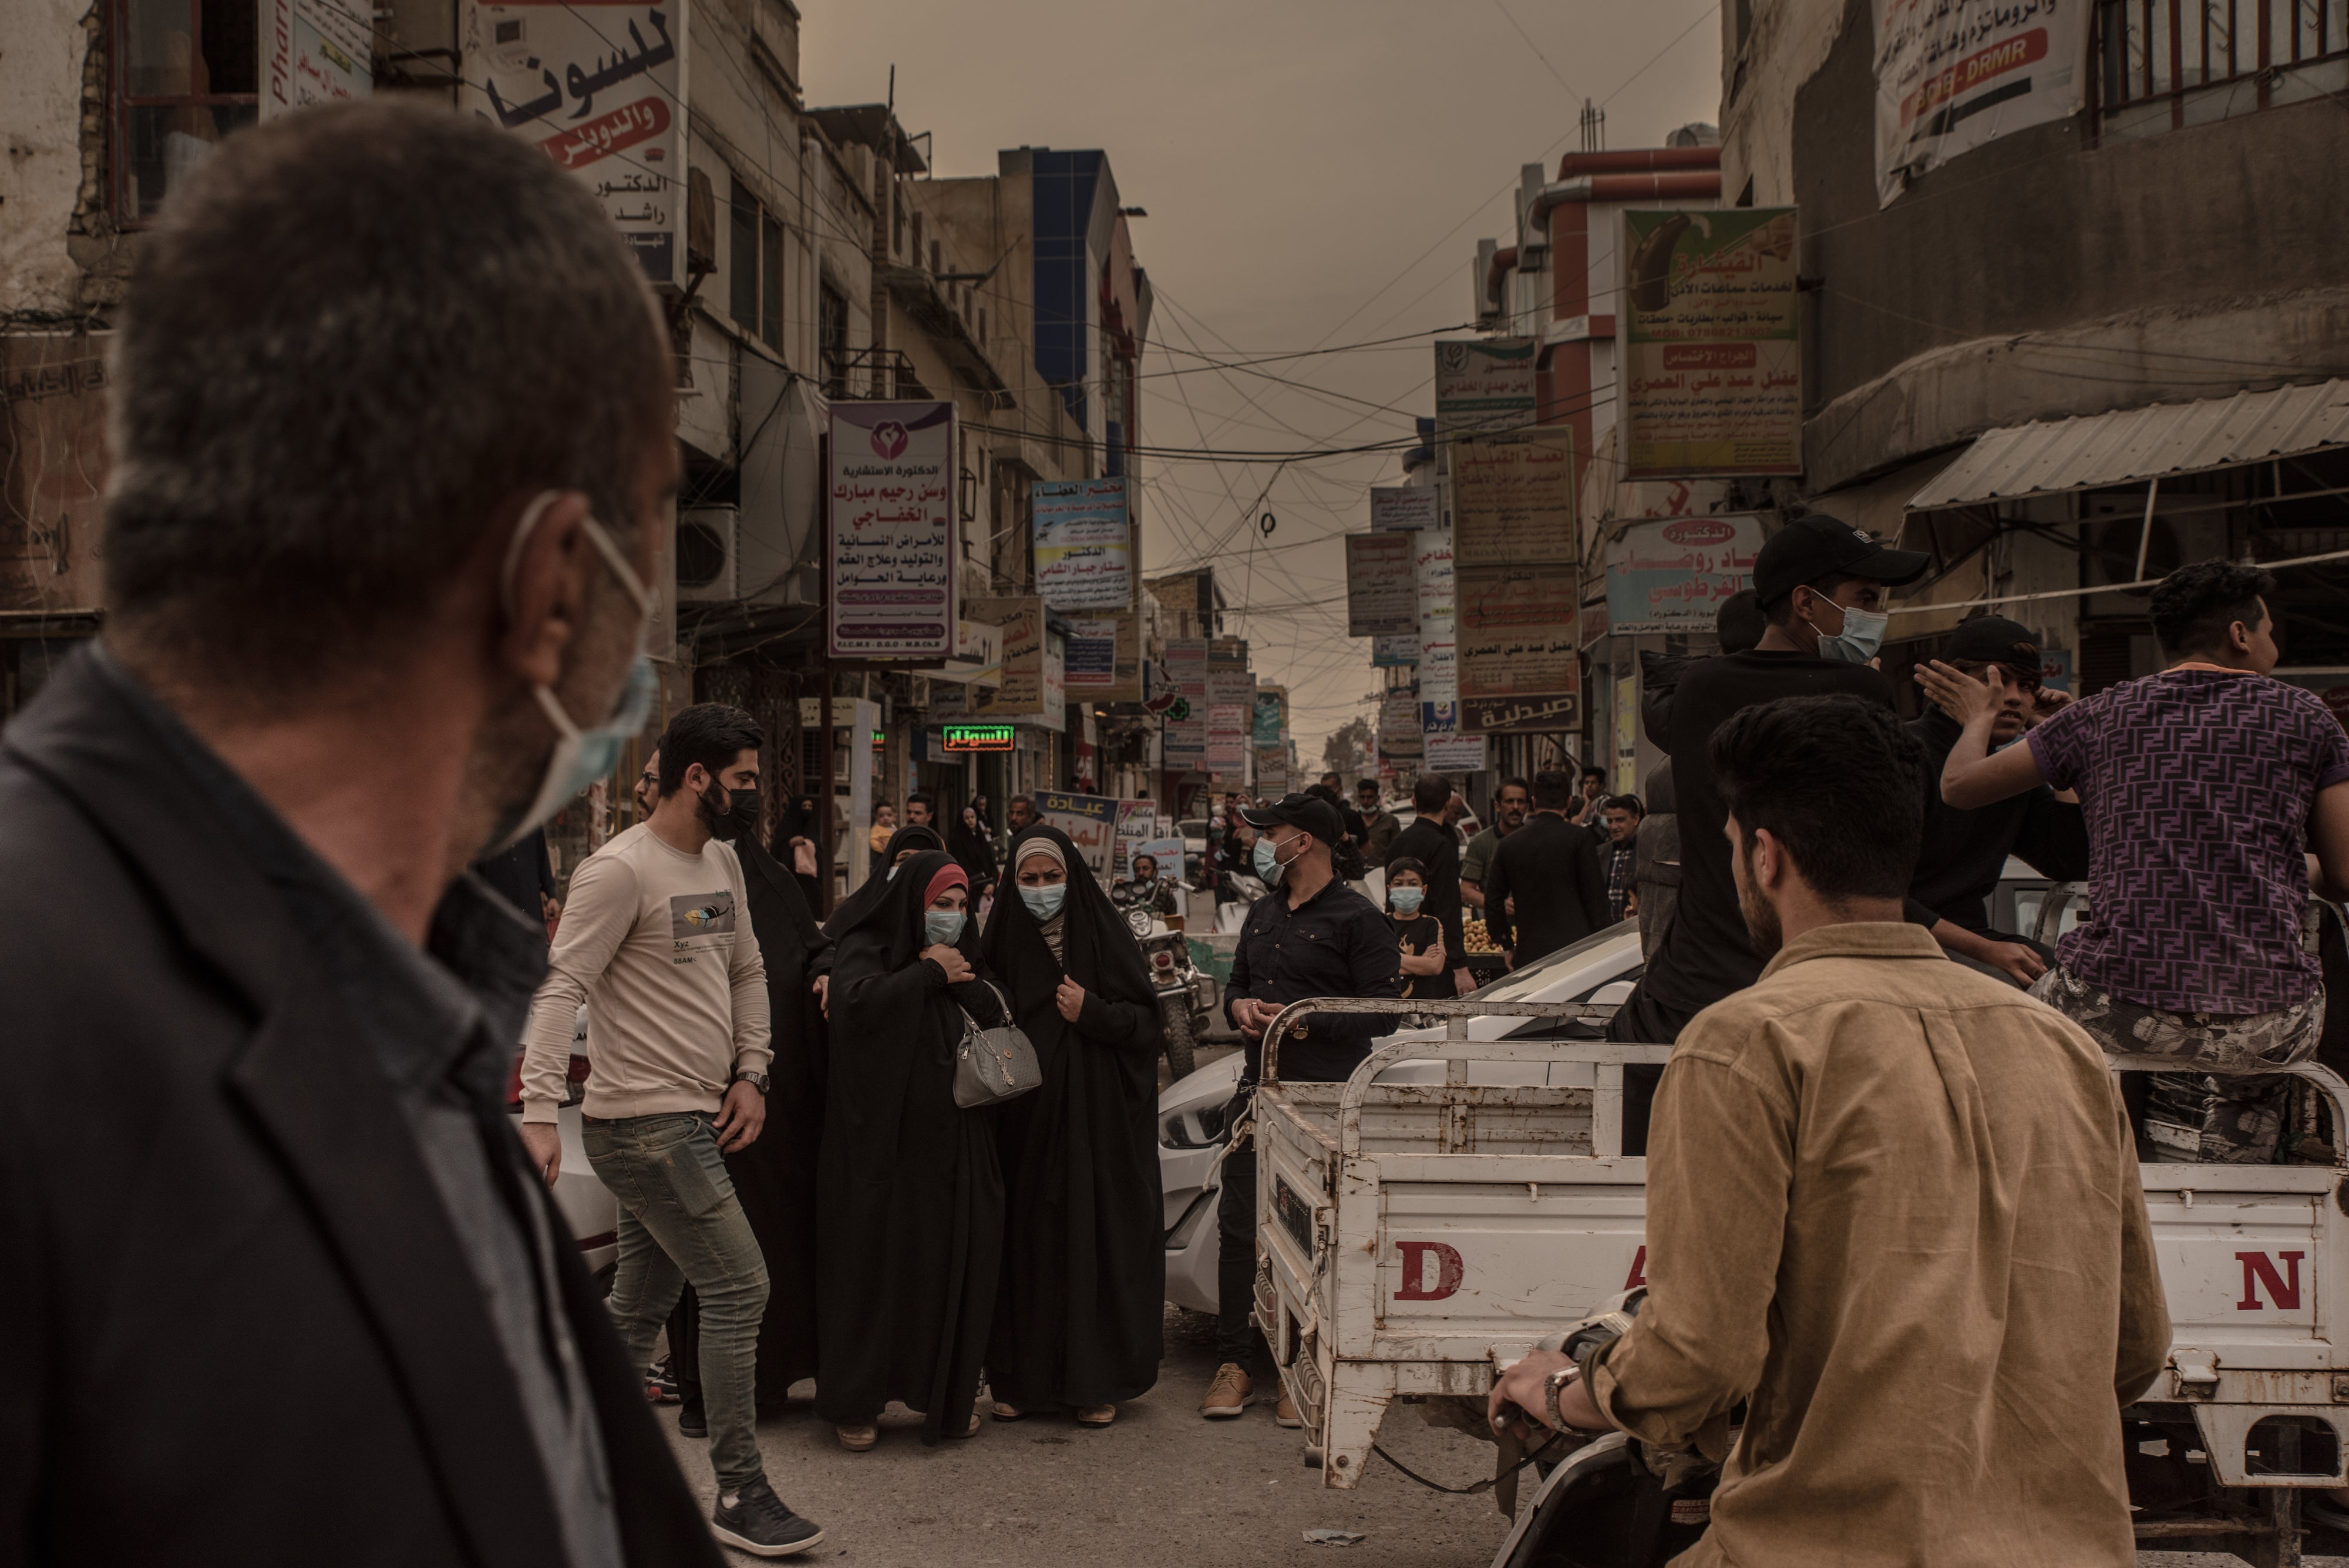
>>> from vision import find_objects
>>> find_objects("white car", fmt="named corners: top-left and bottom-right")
top-left (507, 1004), bottom-right (620, 1287)
top-left (1158, 920), bottom-right (1647, 1315)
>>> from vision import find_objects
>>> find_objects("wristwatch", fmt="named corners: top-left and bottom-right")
top-left (732, 1069), bottom-right (769, 1095)
top-left (1543, 1365), bottom-right (1581, 1432)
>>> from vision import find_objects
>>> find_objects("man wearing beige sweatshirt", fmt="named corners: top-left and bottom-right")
top-left (521, 703), bottom-right (823, 1557)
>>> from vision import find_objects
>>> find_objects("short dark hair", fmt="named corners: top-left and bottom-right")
top-left (1494, 776), bottom-right (1532, 802)
top-left (1531, 769), bottom-right (1576, 810)
top-left (1580, 763), bottom-right (1605, 780)
top-left (906, 792), bottom-right (935, 815)
top-left (1604, 794), bottom-right (1645, 817)
top-left (2151, 560), bottom-right (2276, 659)
top-left (1385, 855), bottom-right (1429, 882)
top-left (1411, 773), bottom-right (1452, 815)
top-left (1357, 779), bottom-right (1379, 793)
top-left (1761, 572), bottom-right (1861, 625)
top-left (657, 704), bottom-right (764, 795)
top-left (1009, 793), bottom-right (1034, 810)
top-left (105, 100), bottom-right (670, 694)
top-left (1133, 853), bottom-right (1158, 874)
top-left (1717, 590), bottom-right (1767, 654)
top-left (1710, 695), bottom-right (1925, 901)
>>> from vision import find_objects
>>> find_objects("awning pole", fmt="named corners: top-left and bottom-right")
top-left (2133, 477), bottom-right (2160, 583)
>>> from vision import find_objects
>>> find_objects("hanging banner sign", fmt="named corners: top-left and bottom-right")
top-left (1456, 561), bottom-right (1581, 723)
top-left (1620, 209), bottom-right (1802, 480)
top-left (1344, 532), bottom-right (1419, 637)
top-left (1032, 476), bottom-right (1133, 610)
top-left (1165, 638), bottom-right (1208, 765)
top-left (1453, 430), bottom-right (1578, 568)
top-left (463, 1), bottom-right (684, 284)
top-left (266, 0), bottom-right (374, 118)
top-left (1873, 0), bottom-right (2087, 207)
top-left (826, 401), bottom-right (956, 657)
top-left (1062, 616), bottom-right (1119, 691)
top-left (965, 596), bottom-right (1045, 721)
top-left (1433, 337), bottom-right (1537, 439)
top-left (1373, 634), bottom-right (1419, 668)
top-left (1370, 486), bottom-right (1441, 533)
top-left (1604, 514), bottom-right (1767, 634)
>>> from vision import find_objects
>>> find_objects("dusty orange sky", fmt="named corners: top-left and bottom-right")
top-left (802, 0), bottom-right (1724, 766)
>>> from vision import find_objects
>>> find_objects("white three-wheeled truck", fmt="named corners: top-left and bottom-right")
top-left (1251, 995), bottom-right (2349, 1568)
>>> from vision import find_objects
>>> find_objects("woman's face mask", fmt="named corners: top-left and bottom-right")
top-left (924, 909), bottom-right (966, 945)
top-left (1389, 886), bottom-right (1425, 914)
top-left (1019, 883), bottom-right (1068, 920)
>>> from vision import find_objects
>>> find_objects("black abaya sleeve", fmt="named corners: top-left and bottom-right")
top-left (1073, 989), bottom-right (1153, 1053)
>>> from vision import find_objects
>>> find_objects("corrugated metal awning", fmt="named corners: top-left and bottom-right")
top-left (1907, 379), bottom-right (2349, 510)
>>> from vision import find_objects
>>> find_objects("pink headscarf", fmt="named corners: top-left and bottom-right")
top-left (921, 863), bottom-right (970, 909)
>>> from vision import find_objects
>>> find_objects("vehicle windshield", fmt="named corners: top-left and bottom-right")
top-left (1177, 819), bottom-right (1210, 841)
top-left (1470, 920), bottom-right (1639, 1002)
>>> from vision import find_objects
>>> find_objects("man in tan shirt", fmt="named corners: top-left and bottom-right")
top-left (520, 702), bottom-right (823, 1557)
top-left (1493, 694), bottom-right (2168, 1567)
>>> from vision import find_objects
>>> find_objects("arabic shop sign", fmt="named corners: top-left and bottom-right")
top-left (464, 1), bottom-right (685, 285)
top-left (1344, 532), bottom-right (1417, 638)
top-left (940, 724), bottom-right (1016, 753)
top-left (827, 401), bottom-right (957, 658)
top-left (1033, 477), bottom-right (1132, 611)
top-left (1620, 209), bottom-right (1801, 480)
top-left (262, 0), bottom-right (372, 120)
top-left (1433, 338), bottom-right (1537, 440)
top-left (1873, 0), bottom-right (2086, 208)
top-left (1604, 514), bottom-right (1766, 634)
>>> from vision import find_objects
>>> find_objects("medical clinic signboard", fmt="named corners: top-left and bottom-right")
top-left (1620, 209), bottom-right (1801, 480)
top-left (1606, 514), bottom-right (1765, 634)
top-left (1433, 338), bottom-right (1537, 440)
top-left (464, 1), bottom-right (685, 284)
top-left (1873, 0), bottom-right (2086, 207)
top-left (1032, 476), bottom-right (1132, 610)
top-left (827, 402), bottom-right (956, 658)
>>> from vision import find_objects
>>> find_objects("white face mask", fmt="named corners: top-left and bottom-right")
top-left (487, 490), bottom-right (657, 852)
top-left (1806, 595), bottom-right (1888, 666)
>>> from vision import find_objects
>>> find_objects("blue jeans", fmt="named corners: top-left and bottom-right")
top-left (582, 1112), bottom-right (769, 1492)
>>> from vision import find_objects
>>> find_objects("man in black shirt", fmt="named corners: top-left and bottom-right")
top-left (1607, 513), bottom-right (1928, 1150)
top-left (1203, 792), bottom-right (1400, 1425)
top-left (1387, 772), bottom-right (1475, 996)
top-left (1902, 615), bottom-right (2088, 984)
top-left (1485, 769), bottom-right (1609, 968)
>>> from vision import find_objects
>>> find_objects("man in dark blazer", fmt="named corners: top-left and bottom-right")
top-left (1387, 772), bottom-right (1476, 996)
top-left (0, 103), bottom-right (775, 1564)
top-left (1484, 769), bottom-right (1611, 968)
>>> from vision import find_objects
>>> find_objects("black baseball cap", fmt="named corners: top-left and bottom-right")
top-left (1752, 513), bottom-right (1930, 607)
top-left (1239, 792), bottom-right (1344, 845)
top-left (1944, 615), bottom-right (2039, 668)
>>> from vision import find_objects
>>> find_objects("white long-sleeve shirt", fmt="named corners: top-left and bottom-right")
top-left (519, 823), bottom-right (770, 1123)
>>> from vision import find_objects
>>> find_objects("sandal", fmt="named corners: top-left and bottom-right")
top-left (1074, 1404), bottom-right (1116, 1427)
top-left (991, 1401), bottom-right (1027, 1421)
top-left (835, 1423), bottom-right (878, 1452)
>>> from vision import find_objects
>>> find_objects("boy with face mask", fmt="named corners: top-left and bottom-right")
top-left (1384, 857), bottom-right (1453, 1000)
top-left (1604, 513), bottom-right (1927, 1155)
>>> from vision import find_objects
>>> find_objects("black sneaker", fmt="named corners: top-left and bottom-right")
top-left (645, 1356), bottom-right (680, 1404)
top-left (712, 1477), bottom-right (824, 1557)
top-left (677, 1401), bottom-right (706, 1439)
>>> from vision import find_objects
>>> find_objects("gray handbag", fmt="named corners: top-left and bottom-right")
top-left (952, 981), bottom-right (1043, 1108)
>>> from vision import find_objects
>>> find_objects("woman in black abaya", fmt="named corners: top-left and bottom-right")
top-left (946, 802), bottom-right (999, 897)
top-left (820, 822), bottom-right (947, 941)
top-left (980, 826), bottom-right (1163, 1425)
top-left (816, 852), bottom-right (1008, 1450)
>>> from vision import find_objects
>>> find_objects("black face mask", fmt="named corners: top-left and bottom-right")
top-left (703, 783), bottom-right (759, 842)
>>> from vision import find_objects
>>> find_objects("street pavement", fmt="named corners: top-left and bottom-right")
top-left (645, 1047), bottom-right (2349, 1566)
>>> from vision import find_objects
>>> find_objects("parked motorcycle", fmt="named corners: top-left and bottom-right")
top-left (1110, 879), bottom-right (1213, 1079)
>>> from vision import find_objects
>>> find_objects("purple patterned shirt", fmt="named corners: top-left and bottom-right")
top-left (2025, 668), bottom-right (2349, 1014)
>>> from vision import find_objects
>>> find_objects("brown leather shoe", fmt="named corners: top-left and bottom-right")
top-left (1274, 1384), bottom-right (1303, 1429)
top-left (1200, 1362), bottom-right (1253, 1418)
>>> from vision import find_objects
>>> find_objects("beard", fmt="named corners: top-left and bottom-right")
top-left (1734, 840), bottom-right (1785, 958)
top-left (698, 781), bottom-right (739, 841)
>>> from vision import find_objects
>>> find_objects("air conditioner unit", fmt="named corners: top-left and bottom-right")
top-left (675, 506), bottom-right (740, 601)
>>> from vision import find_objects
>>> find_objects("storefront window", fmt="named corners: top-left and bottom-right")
top-left (117, 0), bottom-right (259, 220)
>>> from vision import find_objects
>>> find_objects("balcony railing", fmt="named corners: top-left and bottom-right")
top-left (2097, 0), bottom-right (2349, 137)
